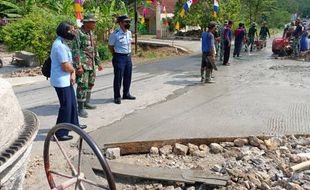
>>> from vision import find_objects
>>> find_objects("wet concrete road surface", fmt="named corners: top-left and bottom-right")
top-left (90, 45), bottom-right (310, 145)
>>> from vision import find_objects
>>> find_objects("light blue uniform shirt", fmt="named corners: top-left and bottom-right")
top-left (50, 37), bottom-right (72, 88)
top-left (108, 27), bottom-right (132, 54)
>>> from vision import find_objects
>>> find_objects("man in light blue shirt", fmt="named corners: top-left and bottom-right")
top-left (109, 15), bottom-right (136, 104)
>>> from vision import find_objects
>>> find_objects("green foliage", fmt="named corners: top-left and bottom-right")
top-left (0, 0), bottom-right (22, 17)
top-left (97, 43), bottom-right (112, 61)
top-left (0, 7), bottom-right (74, 63)
top-left (173, 0), bottom-right (307, 31)
top-left (298, 0), bottom-right (310, 17)
top-left (40, 0), bottom-right (75, 15)
top-left (173, 0), bottom-right (241, 31)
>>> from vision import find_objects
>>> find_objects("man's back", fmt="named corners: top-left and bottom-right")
top-left (248, 27), bottom-right (256, 38)
top-left (202, 32), bottom-right (214, 53)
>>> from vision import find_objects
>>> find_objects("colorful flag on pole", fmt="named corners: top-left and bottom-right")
top-left (192, 0), bottom-right (198, 4)
top-left (214, 0), bottom-right (219, 17)
top-left (140, 0), bottom-right (157, 31)
top-left (180, 9), bottom-right (185, 17)
top-left (175, 22), bottom-right (180, 30)
top-left (74, 0), bottom-right (84, 26)
top-left (187, 0), bottom-right (193, 7)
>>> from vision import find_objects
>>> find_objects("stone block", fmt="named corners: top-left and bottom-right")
top-left (159, 145), bottom-right (173, 155)
top-left (234, 138), bottom-right (248, 147)
top-left (12, 51), bottom-right (39, 67)
top-left (173, 143), bottom-right (188, 155)
top-left (187, 143), bottom-right (199, 155)
top-left (106, 148), bottom-right (121, 160)
top-left (209, 143), bottom-right (223, 154)
top-left (150, 147), bottom-right (159, 155)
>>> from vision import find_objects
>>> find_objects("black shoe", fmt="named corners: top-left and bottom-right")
top-left (114, 98), bottom-right (121, 104)
top-left (53, 135), bottom-right (73, 141)
top-left (123, 95), bottom-right (136, 100)
top-left (80, 125), bottom-right (87, 129)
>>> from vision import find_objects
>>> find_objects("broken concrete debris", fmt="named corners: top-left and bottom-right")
top-left (101, 135), bottom-right (310, 190)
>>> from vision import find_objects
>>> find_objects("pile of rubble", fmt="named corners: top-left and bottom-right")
top-left (106, 135), bottom-right (310, 190)
top-left (4, 66), bottom-right (42, 78)
top-left (176, 30), bottom-right (202, 38)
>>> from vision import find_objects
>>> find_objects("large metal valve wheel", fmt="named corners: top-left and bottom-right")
top-left (43, 123), bottom-right (116, 190)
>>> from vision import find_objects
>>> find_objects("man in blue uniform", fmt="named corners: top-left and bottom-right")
top-left (223, 20), bottom-right (233, 66)
top-left (109, 15), bottom-right (136, 104)
top-left (293, 18), bottom-right (303, 57)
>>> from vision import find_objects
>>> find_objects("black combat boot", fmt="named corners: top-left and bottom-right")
top-left (85, 92), bottom-right (96, 109)
top-left (78, 101), bottom-right (88, 118)
top-left (205, 69), bottom-right (215, 83)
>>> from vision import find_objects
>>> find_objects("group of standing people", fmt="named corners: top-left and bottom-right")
top-left (50, 14), bottom-right (135, 141)
top-left (201, 20), bottom-right (271, 83)
top-left (283, 18), bottom-right (309, 56)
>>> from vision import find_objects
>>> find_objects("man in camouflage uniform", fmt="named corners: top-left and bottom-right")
top-left (72, 14), bottom-right (103, 118)
top-left (214, 23), bottom-right (220, 57)
top-left (219, 20), bottom-right (228, 62)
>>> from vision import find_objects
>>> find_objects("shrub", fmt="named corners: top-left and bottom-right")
top-left (0, 7), bottom-right (74, 63)
top-left (97, 43), bottom-right (112, 61)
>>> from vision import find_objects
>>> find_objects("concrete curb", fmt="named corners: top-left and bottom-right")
top-left (138, 40), bottom-right (192, 54)
top-left (5, 76), bottom-right (46, 87)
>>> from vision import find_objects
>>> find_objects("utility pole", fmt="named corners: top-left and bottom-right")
top-left (134, 0), bottom-right (138, 54)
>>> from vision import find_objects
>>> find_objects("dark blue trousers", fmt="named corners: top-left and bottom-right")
top-left (233, 40), bottom-right (243, 56)
top-left (112, 54), bottom-right (132, 99)
top-left (54, 85), bottom-right (79, 137)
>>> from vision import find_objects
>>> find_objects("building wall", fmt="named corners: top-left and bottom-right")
top-left (149, 17), bottom-right (157, 34)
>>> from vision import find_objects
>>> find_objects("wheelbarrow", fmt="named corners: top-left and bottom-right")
top-left (43, 123), bottom-right (116, 190)
top-left (254, 39), bottom-right (265, 50)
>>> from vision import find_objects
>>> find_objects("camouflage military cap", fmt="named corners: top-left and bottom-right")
top-left (82, 13), bottom-right (98, 23)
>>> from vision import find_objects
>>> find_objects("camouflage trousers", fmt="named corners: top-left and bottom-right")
top-left (215, 42), bottom-right (220, 57)
top-left (219, 41), bottom-right (225, 61)
top-left (248, 37), bottom-right (255, 51)
top-left (76, 69), bottom-right (96, 102)
top-left (292, 37), bottom-right (300, 57)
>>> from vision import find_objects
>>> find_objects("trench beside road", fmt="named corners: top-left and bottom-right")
top-left (14, 40), bottom-right (310, 189)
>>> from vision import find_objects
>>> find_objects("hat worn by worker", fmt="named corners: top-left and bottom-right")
top-left (208, 21), bottom-right (217, 29)
top-left (251, 22), bottom-right (257, 26)
top-left (82, 13), bottom-right (97, 22)
top-left (117, 15), bottom-right (131, 23)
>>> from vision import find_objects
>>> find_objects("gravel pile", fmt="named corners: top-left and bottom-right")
top-left (108, 135), bottom-right (310, 190)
